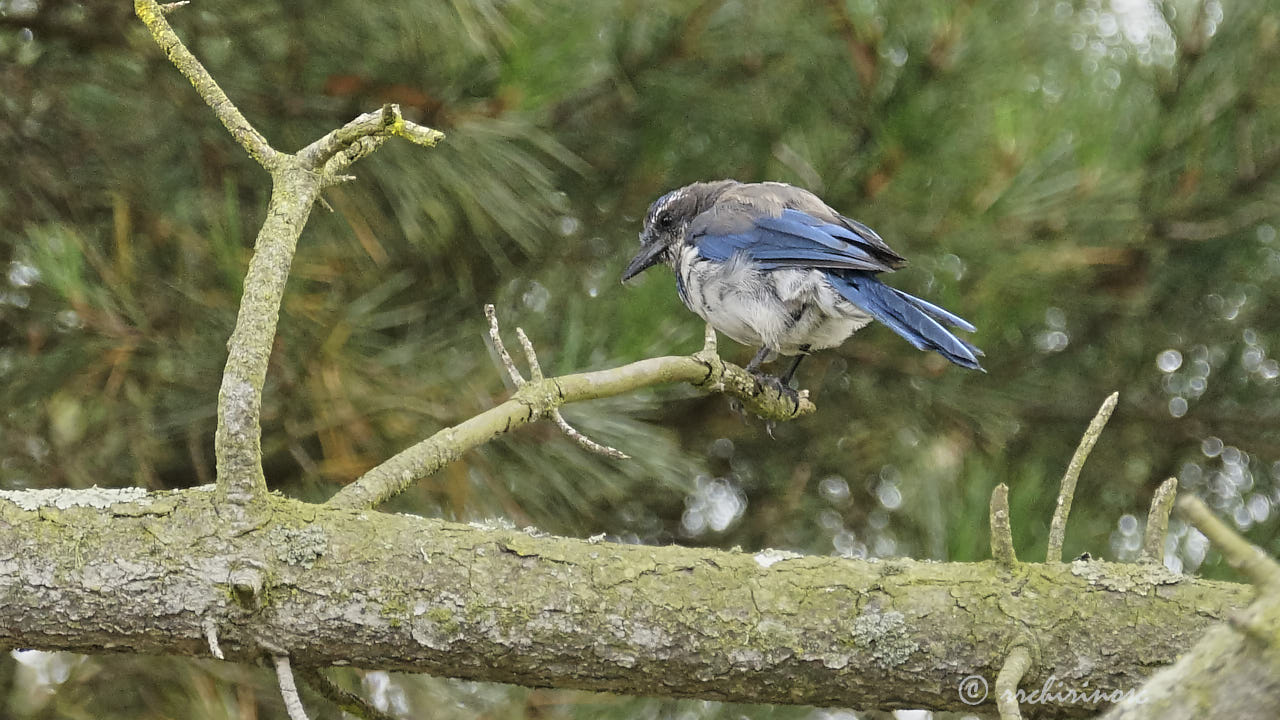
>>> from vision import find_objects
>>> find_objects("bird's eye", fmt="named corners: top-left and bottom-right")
top-left (658, 212), bottom-right (673, 229)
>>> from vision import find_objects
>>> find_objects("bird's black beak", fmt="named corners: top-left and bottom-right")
top-left (621, 239), bottom-right (666, 282)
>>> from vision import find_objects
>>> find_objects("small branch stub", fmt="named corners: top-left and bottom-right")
top-left (1142, 478), bottom-right (1178, 564)
top-left (204, 618), bottom-right (224, 660)
top-left (485, 304), bottom-right (525, 388)
top-left (990, 483), bottom-right (1017, 565)
top-left (300, 104), bottom-right (443, 173)
top-left (1047, 391), bottom-right (1119, 562)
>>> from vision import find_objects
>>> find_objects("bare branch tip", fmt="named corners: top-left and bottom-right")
top-left (1046, 391), bottom-right (1120, 562)
top-left (135, 0), bottom-right (280, 168)
top-left (484, 305), bottom-right (524, 387)
top-left (159, 0), bottom-right (190, 12)
top-left (399, 122), bottom-right (446, 147)
top-left (515, 327), bottom-right (544, 382)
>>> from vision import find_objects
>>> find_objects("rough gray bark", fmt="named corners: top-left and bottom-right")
top-left (1101, 620), bottom-right (1280, 720)
top-left (0, 486), bottom-right (1250, 717)
top-left (1100, 498), bottom-right (1280, 719)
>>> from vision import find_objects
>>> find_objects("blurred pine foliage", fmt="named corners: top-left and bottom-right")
top-left (2, 0), bottom-right (1278, 717)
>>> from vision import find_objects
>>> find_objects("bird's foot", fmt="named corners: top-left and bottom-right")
top-left (750, 371), bottom-right (801, 409)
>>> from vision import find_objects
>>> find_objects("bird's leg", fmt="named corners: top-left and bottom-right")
top-left (745, 346), bottom-right (773, 373)
top-left (779, 345), bottom-right (811, 386)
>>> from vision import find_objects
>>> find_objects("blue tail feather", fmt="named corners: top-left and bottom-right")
top-left (828, 272), bottom-right (983, 370)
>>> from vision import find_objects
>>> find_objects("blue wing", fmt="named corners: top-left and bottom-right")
top-left (691, 208), bottom-right (902, 272)
top-left (691, 207), bottom-right (983, 369)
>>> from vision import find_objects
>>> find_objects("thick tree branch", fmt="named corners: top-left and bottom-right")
top-left (214, 171), bottom-right (322, 505)
top-left (0, 488), bottom-right (1250, 717)
top-left (1102, 497), bottom-right (1280, 719)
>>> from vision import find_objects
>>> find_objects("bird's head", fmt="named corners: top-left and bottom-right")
top-left (623, 181), bottom-right (735, 282)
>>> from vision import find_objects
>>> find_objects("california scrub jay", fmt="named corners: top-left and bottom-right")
top-left (622, 180), bottom-right (982, 384)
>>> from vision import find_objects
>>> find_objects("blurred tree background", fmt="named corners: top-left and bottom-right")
top-left (2, 0), bottom-right (1278, 717)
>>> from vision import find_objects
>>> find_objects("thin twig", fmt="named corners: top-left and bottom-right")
top-left (159, 1), bottom-right (189, 12)
top-left (485, 304), bottom-right (524, 387)
top-left (989, 483), bottom-right (1017, 565)
top-left (273, 655), bottom-right (311, 720)
top-left (297, 667), bottom-right (398, 720)
top-left (134, 0), bottom-right (281, 168)
top-left (1046, 392), bottom-right (1119, 562)
top-left (1141, 477), bottom-right (1178, 564)
top-left (1178, 495), bottom-right (1280, 590)
top-left (995, 645), bottom-right (1033, 720)
top-left (552, 411), bottom-right (630, 459)
top-left (515, 328), bottom-right (543, 382)
top-left (203, 618), bottom-right (224, 660)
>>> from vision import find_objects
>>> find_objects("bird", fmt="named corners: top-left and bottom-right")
top-left (621, 180), bottom-right (982, 387)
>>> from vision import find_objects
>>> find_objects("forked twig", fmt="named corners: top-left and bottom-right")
top-left (490, 306), bottom-right (629, 459)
